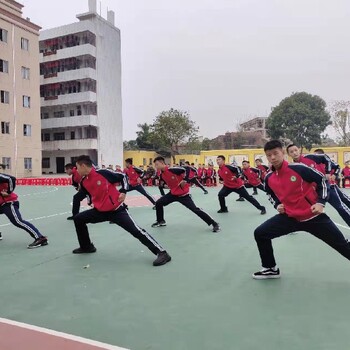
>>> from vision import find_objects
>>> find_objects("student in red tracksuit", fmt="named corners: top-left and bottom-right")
top-left (72, 155), bottom-right (171, 266)
top-left (0, 173), bottom-right (48, 249)
top-left (216, 156), bottom-right (266, 214)
top-left (241, 160), bottom-right (265, 195)
top-left (197, 165), bottom-right (204, 184)
top-left (124, 158), bottom-right (156, 207)
top-left (65, 163), bottom-right (86, 220)
top-left (253, 140), bottom-right (350, 279)
top-left (255, 159), bottom-right (269, 181)
top-left (151, 157), bottom-right (220, 232)
top-left (287, 144), bottom-right (350, 228)
top-left (341, 161), bottom-right (350, 188)
top-left (205, 165), bottom-right (214, 187)
top-left (184, 161), bottom-right (208, 194)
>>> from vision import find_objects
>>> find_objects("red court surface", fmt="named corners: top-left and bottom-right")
top-left (0, 318), bottom-right (128, 350)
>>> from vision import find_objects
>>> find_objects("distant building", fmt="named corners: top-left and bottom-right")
top-left (240, 117), bottom-right (268, 139)
top-left (0, 0), bottom-right (42, 177)
top-left (39, 0), bottom-right (122, 173)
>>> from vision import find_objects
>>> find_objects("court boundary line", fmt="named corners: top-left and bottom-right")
top-left (335, 222), bottom-right (350, 230)
top-left (0, 317), bottom-right (129, 350)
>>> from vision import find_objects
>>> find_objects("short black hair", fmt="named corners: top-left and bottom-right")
top-left (255, 158), bottom-right (262, 162)
top-left (153, 156), bottom-right (165, 163)
top-left (191, 162), bottom-right (195, 166)
top-left (242, 160), bottom-right (250, 164)
top-left (185, 161), bottom-right (190, 165)
top-left (264, 140), bottom-right (283, 152)
top-left (125, 158), bottom-right (133, 165)
top-left (314, 148), bottom-right (324, 154)
top-left (217, 155), bottom-right (225, 161)
top-left (76, 155), bottom-right (93, 167)
top-left (65, 163), bottom-right (74, 169)
top-left (286, 143), bottom-right (299, 153)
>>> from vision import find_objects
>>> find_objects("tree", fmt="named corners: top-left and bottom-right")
top-left (135, 123), bottom-right (154, 150)
top-left (266, 92), bottom-right (331, 150)
top-left (123, 140), bottom-right (139, 150)
top-left (202, 138), bottom-right (211, 151)
top-left (150, 108), bottom-right (199, 162)
top-left (328, 100), bottom-right (350, 146)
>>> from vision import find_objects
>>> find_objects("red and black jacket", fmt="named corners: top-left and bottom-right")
top-left (160, 166), bottom-right (190, 196)
top-left (342, 167), bottom-right (350, 178)
top-left (0, 173), bottom-right (18, 205)
top-left (265, 160), bottom-right (328, 222)
top-left (183, 165), bottom-right (198, 180)
top-left (218, 164), bottom-right (244, 189)
top-left (256, 164), bottom-right (269, 180)
top-left (297, 154), bottom-right (340, 185)
top-left (80, 168), bottom-right (129, 212)
top-left (71, 167), bottom-right (82, 189)
top-left (242, 167), bottom-right (262, 186)
top-left (123, 166), bottom-right (144, 187)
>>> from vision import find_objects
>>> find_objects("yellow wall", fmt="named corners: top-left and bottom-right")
top-left (123, 151), bottom-right (159, 169)
top-left (176, 147), bottom-right (350, 168)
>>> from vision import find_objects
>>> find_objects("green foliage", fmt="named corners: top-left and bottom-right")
top-left (266, 92), bottom-right (331, 150)
top-left (328, 101), bottom-right (350, 146)
top-left (150, 108), bottom-right (199, 161)
top-left (135, 123), bottom-right (154, 150)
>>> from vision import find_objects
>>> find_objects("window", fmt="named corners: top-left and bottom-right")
top-left (1, 122), bottom-right (10, 134)
top-left (77, 105), bottom-right (82, 115)
top-left (0, 29), bottom-right (8, 43)
top-left (70, 110), bottom-right (75, 116)
top-left (0, 59), bottom-right (8, 73)
top-left (71, 131), bottom-right (75, 140)
top-left (21, 38), bottom-right (29, 51)
top-left (23, 95), bottom-right (30, 108)
top-left (23, 124), bottom-right (32, 136)
top-left (44, 133), bottom-right (50, 141)
top-left (53, 132), bottom-right (65, 140)
top-left (41, 112), bottom-right (49, 119)
top-left (1, 90), bottom-right (9, 104)
top-left (42, 158), bottom-right (50, 168)
top-left (2, 157), bottom-right (11, 170)
top-left (24, 157), bottom-right (32, 170)
top-left (21, 67), bottom-right (30, 79)
top-left (53, 111), bottom-right (65, 118)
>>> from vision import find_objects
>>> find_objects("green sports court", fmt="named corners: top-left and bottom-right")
top-left (0, 185), bottom-right (349, 350)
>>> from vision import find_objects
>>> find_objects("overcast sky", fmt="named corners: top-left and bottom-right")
top-left (22, 0), bottom-right (350, 140)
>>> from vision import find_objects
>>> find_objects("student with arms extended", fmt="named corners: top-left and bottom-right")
top-left (253, 140), bottom-right (350, 279)
top-left (72, 155), bottom-right (171, 266)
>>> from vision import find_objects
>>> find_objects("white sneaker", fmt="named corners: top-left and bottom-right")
top-left (252, 267), bottom-right (280, 279)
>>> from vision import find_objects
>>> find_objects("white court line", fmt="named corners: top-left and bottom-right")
top-left (335, 222), bottom-right (350, 231)
top-left (0, 317), bottom-right (129, 350)
top-left (20, 187), bottom-right (59, 197)
top-left (0, 211), bottom-right (71, 227)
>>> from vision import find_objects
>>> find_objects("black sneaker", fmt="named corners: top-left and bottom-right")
top-left (204, 190), bottom-right (208, 195)
top-left (252, 268), bottom-right (280, 280)
top-left (67, 216), bottom-right (74, 220)
top-left (217, 208), bottom-right (228, 213)
top-left (153, 251), bottom-right (171, 266)
top-left (253, 192), bottom-right (258, 195)
top-left (151, 221), bottom-right (167, 228)
top-left (236, 197), bottom-right (245, 202)
top-left (0, 232), bottom-right (2, 241)
top-left (27, 236), bottom-right (48, 249)
top-left (260, 207), bottom-right (266, 215)
top-left (212, 223), bottom-right (221, 232)
top-left (152, 206), bottom-right (156, 210)
top-left (72, 244), bottom-right (96, 254)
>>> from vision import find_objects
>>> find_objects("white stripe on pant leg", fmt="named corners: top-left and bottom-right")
top-left (10, 203), bottom-right (39, 239)
top-left (336, 186), bottom-right (350, 206)
top-left (126, 210), bottom-right (164, 252)
top-left (333, 188), bottom-right (350, 221)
